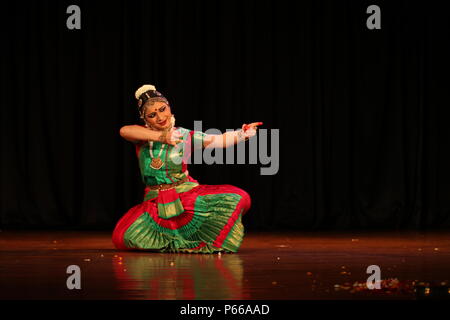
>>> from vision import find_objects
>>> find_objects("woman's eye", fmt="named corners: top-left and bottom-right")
top-left (147, 113), bottom-right (156, 118)
top-left (159, 107), bottom-right (166, 112)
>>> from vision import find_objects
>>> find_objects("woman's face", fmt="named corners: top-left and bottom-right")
top-left (143, 101), bottom-right (172, 130)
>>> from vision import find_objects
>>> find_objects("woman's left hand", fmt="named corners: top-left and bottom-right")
top-left (242, 122), bottom-right (263, 138)
top-left (243, 122), bottom-right (263, 131)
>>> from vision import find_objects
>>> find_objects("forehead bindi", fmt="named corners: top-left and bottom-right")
top-left (146, 104), bottom-right (167, 114)
top-left (145, 104), bottom-right (166, 114)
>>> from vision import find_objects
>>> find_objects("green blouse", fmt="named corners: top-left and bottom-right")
top-left (137, 127), bottom-right (206, 187)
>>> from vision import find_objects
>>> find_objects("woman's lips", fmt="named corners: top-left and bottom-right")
top-left (158, 119), bottom-right (167, 126)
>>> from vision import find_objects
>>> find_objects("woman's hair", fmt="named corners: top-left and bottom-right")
top-left (135, 84), bottom-right (170, 118)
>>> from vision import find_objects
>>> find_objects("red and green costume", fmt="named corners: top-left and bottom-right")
top-left (112, 127), bottom-right (251, 253)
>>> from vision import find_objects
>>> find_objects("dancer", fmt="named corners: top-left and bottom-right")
top-left (112, 85), bottom-right (262, 253)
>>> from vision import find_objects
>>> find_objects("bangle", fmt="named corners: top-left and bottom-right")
top-left (158, 131), bottom-right (168, 143)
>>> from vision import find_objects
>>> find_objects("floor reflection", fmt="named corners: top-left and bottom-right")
top-left (112, 252), bottom-right (247, 300)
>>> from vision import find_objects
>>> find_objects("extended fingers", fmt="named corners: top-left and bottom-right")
top-left (249, 122), bottom-right (263, 128)
top-left (243, 122), bottom-right (263, 132)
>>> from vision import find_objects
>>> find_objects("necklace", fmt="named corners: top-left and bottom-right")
top-left (148, 141), bottom-right (166, 170)
top-left (144, 118), bottom-right (175, 170)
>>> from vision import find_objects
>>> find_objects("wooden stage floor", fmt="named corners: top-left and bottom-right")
top-left (1, 230), bottom-right (450, 300)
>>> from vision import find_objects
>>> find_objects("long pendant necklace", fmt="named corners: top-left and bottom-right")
top-left (148, 141), bottom-right (166, 170)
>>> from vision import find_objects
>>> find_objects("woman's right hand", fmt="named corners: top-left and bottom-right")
top-left (161, 127), bottom-right (183, 146)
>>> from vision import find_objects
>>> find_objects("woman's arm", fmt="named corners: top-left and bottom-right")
top-left (203, 122), bottom-right (263, 149)
top-left (119, 125), bottom-right (182, 145)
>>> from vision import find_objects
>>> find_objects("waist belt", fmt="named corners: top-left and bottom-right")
top-left (147, 175), bottom-right (189, 191)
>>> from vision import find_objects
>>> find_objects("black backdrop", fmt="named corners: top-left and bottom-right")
top-left (1, 0), bottom-right (450, 231)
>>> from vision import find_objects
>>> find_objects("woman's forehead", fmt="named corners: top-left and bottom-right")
top-left (146, 102), bottom-right (168, 113)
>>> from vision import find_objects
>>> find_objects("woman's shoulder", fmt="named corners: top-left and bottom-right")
top-left (175, 127), bottom-right (206, 134)
top-left (175, 127), bottom-right (193, 135)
